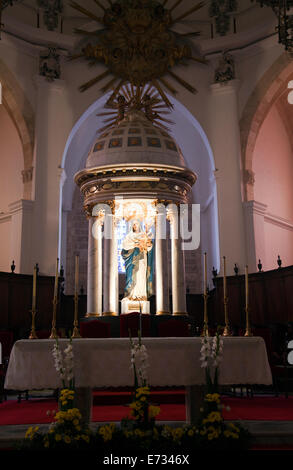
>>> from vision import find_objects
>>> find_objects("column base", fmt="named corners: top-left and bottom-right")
top-left (85, 313), bottom-right (102, 318)
top-left (156, 311), bottom-right (171, 316)
top-left (172, 311), bottom-right (188, 316)
top-left (102, 311), bottom-right (118, 317)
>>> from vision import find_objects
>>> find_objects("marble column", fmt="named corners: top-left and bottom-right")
top-left (87, 217), bottom-right (103, 317)
top-left (207, 79), bottom-right (246, 276)
top-left (33, 75), bottom-right (74, 275)
top-left (103, 213), bottom-right (118, 316)
top-left (155, 211), bottom-right (170, 315)
top-left (169, 207), bottom-right (187, 315)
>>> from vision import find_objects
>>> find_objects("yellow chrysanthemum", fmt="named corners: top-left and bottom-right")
top-left (55, 434), bottom-right (62, 442)
top-left (64, 435), bottom-right (71, 444)
top-left (149, 405), bottom-right (160, 419)
top-left (206, 411), bottom-right (222, 423)
top-left (205, 393), bottom-right (221, 404)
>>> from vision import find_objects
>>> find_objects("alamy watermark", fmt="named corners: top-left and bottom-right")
top-left (91, 197), bottom-right (200, 251)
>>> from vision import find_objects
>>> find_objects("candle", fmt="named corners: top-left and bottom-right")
top-left (204, 252), bottom-right (207, 295)
top-left (75, 255), bottom-right (79, 295)
top-left (245, 265), bottom-right (249, 309)
top-left (223, 256), bottom-right (227, 299)
top-left (32, 265), bottom-right (37, 311)
top-left (53, 258), bottom-right (59, 301)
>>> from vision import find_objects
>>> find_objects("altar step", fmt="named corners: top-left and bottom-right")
top-left (92, 388), bottom-right (185, 406)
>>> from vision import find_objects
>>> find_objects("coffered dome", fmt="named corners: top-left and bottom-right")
top-left (86, 110), bottom-right (187, 170)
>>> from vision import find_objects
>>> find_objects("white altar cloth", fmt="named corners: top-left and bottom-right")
top-left (5, 337), bottom-right (272, 391)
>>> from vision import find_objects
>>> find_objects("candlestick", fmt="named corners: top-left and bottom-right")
top-left (222, 256), bottom-right (231, 336)
top-left (29, 265), bottom-right (38, 339)
top-left (75, 254), bottom-right (79, 294)
top-left (204, 252), bottom-right (207, 295)
top-left (72, 255), bottom-right (81, 338)
top-left (49, 258), bottom-right (59, 339)
top-left (32, 265), bottom-right (37, 311)
top-left (53, 257), bottom-right (59, 300)
top-left (244, 265), bottom-right (253, 337)
top-left (201, 252), bottom-right (209, 336)
top-left (223, 256), bottom-right (227, 299)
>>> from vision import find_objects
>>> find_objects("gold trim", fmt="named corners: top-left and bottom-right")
top-left (156, 311), bottom-right (171, 316)
top-left (85, 312), bottom-right (102, 318)
top-left (172, 311), bottom-right (188, 316)
top-left (102, 311), bottom-right (118, 317)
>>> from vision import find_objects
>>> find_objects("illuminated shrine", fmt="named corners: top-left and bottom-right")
top-left (75, 101), bottom-right (197, 316)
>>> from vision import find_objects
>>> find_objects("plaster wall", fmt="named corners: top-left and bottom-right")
top-left (253, 104), bottom-right (293, 270)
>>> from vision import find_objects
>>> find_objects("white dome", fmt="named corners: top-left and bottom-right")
top-left (86, 111), bottom-right (187, 170)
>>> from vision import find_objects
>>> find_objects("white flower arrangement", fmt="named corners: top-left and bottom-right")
top-left (200, 332), bottom-right (223, 393)
top-left (129, 325), bottom-right (150, 388)
top-left (52, 337), bottom-right (75, 389)
top-left (130, 341), bottom-right (150, 387)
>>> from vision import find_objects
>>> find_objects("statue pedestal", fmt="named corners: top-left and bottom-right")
top-left (121, 298), bottom-right (150, 314)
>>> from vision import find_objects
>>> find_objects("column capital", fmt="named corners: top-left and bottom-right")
top-left (22, 167), bottom-right (34, 184)
top-left (210, 79), bottom-right (240, 96)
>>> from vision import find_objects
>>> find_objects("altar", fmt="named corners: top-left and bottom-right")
top-left (5, 337), bottom-right (272, 424)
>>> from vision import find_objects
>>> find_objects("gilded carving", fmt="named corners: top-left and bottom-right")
top-left (70, 0), bottom-right (206, 106)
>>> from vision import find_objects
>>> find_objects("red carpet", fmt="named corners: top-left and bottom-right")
top-left (0, 395), bottom-right (293, 425)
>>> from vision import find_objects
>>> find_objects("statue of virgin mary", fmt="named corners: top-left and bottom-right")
top-left (121, 220), bottom-right (154, 300)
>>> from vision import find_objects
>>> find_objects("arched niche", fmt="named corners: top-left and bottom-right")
top-left (60, 93), bottom-right (220, 294)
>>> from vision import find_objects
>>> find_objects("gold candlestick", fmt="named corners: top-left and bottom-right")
top-left (222, 256), bottom-right (231, 336)
top-left (29, 265), bottom-right (38, 339)
top-left (201, 292), bottom-right (209, 337)
top-left (72, 255), bottom-right (81, 338)
top-left (244, 265), bottom-right (253, 337)
top-left (201, 252), bottom-right (209, 336)
top-left (29, 309), bottom-right (38, 339)
top-left (49, 258), bottom-right (59, 339)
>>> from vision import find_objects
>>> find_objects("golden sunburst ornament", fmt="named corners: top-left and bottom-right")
top-left (70, 0), bottom-right (206, 107)
top-left (97, 83), bottom-right (174, 134)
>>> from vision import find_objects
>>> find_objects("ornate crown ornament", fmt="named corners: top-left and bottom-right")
top-left (70, 0), bottom-right (206, 107)
top-left (96, 84), bottom-right (174, 134)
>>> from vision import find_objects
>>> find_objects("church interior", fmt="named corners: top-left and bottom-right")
top-left (0, 0), bottom-right (293, 457)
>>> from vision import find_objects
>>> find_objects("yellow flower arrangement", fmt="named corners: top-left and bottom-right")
top-left (25, 426), bottom-right (39, 440)
top-left (64, 435), bottom-right (71, 444)
top-left (98, 423), bottom-right (117, 442)
top-left (148, 405), bottom-right (160, 419)
top-left (204, 411), bottom-right (222, 423)
top-left (205, 393), bottom-right (221, 404)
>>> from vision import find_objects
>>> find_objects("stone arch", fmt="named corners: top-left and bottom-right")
top-left (0, 58), bottom-right (35, 200)
top-left (240, 53), bottom-right (293, 201)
